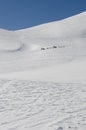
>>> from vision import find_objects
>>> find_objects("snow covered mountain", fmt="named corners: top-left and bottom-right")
top-left (0, 11), bottom-right (86, 82)
top-left (0, 12), bottom-right (86, 130)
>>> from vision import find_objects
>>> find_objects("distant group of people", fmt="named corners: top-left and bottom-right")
top-left (41, 45), bottom-right (57, 50)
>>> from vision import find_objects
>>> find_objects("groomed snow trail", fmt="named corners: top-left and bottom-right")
top-left (0, 80), bottom-right (86, 130)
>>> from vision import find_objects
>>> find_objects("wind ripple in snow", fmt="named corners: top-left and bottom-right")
top-left (0, 80), bottom-right (86, 130)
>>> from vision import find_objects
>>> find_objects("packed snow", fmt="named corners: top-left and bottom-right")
top-left (0, 80), bottom-right (86, 130)
top-left (0, 12), bottom-right (86, 130)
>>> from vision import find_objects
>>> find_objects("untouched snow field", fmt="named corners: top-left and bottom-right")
top-left (0, 12), bottom-right (86, 130)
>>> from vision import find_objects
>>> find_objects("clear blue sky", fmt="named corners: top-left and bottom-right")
top-left (0, 0), bottom-right (86, 30)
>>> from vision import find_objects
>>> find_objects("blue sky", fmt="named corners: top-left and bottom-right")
top-left (0, 0), bottom-right (86, 30)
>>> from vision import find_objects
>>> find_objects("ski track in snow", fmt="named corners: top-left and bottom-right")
top-left (0, 80), bottom-right (86, 130)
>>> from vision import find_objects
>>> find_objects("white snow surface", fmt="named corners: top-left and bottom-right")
top-left (0, 12), bottom-right (86, 130)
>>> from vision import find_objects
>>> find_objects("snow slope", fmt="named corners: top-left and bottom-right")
top-left (0, 29), bottom-right (21, 52)
top-left (0, 12), bottom-right (86, 130)
top-left (0, 12), bottom-right (86, 82)
top-left (0, 80), bottom-right (86, 130)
